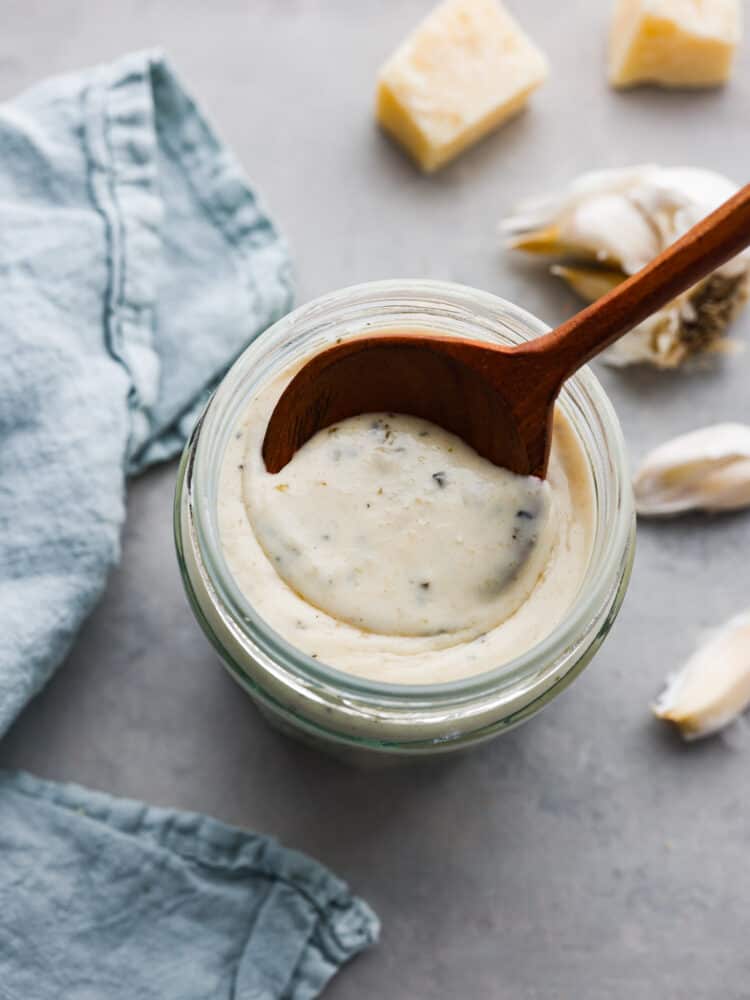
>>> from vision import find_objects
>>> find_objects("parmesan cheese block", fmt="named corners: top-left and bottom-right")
top-left (376, 0), bottom-right (548, 173)
top-left (609, 0), bottom-right (742, 88)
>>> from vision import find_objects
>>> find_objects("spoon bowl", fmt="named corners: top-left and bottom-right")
top-left (262, 333), bottom-right (557, 476)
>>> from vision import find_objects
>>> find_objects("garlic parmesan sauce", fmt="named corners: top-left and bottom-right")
top-left (218, 364), bottom-right (595, 685)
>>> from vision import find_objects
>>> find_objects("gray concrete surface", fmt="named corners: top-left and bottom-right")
top-left (2, 2), bottom-right (750, 997)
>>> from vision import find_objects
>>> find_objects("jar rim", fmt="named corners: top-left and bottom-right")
top-left (187, 279), bottom-right (634, 706)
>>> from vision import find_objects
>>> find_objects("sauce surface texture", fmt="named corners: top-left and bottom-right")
top-left (218, 363), bottom-right (595, 684)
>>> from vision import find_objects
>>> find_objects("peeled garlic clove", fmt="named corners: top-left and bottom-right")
top-left (505, 189), bottom-right (659, 271)
top-left (551, 265), bottom-right (624, 303)
top-left (502, 166), bottom-right (750, 368)
top-left (634, 423), bottom-right (750, 516)
top-left (653, 611), bottom-right (750, 740)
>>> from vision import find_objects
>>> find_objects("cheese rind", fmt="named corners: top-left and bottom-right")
top-left (609, 0), bottom-right (742, 89)
top-left (376, 0), bottom-right (547, 173)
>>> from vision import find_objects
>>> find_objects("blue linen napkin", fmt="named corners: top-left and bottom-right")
top-left (0, 771), bottom-right (377, 1000)
top-left (0, 50), bottom-right (378, 997)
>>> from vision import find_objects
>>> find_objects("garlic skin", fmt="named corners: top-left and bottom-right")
top-left (653, 611), bottom-right (750, 740)
top-left (502, 166), bottom-right (750, 368)
top-left (634, 423), bottom-right (750, 516)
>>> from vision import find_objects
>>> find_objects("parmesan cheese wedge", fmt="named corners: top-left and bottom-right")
top-left (376, 0), bottom-right (548, 172)
top-left (609, 0), bottom-right (742, 89)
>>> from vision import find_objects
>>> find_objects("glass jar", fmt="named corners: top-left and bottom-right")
top-left (174, 280), bottom-right (635, 760)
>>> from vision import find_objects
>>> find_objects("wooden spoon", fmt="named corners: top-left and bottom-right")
top-left (263, 185), bottom-right (750, 477)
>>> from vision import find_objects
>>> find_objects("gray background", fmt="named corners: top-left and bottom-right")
top-left (2, 2), bottom-right (750, 997)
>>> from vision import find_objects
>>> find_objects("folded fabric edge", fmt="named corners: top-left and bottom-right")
top-left (0, 769), bottom-right (379, 982)
top-left (84, 48), bottom-right (294, 474)
top-left (83, 49), bottom-right (163, 465)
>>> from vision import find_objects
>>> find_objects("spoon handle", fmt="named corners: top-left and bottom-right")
top-left (529, 183), bottom-right (750, 379)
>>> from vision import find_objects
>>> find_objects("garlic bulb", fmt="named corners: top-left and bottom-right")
top-left (634, 423), bottom-right (750, 516)
top-left (653, 611), bottom-right (750, 740)
top-left (502, 166), bottom-right (750, 368)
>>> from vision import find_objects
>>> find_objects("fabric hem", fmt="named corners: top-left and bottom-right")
top-left (83, 49), bottom-right (164, 463)
top-left (83, 49), bottom-right (294, 472)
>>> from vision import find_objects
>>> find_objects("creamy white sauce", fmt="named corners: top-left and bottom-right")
top-left (218, 363), bottom-right (595, 684)
top-left (245, 413), bottom-right (553, 638)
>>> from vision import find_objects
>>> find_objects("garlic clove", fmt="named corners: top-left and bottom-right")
top-left (551, 265), bottom-right (624, 303)
top-left (653, 611), bottom-right (750, 740)
top-left (502, 166), bottom-right (750, 368)
top-left (634, 423), bottom-right (750, 516)
top-left (597, 310), bottom-right (684, 368)
top-left (506, 223), bottom-right (567, 256)
top-left (505, 192), bottom-right (658, 271)
top-left (600, 270), bottom-right (749, 368)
